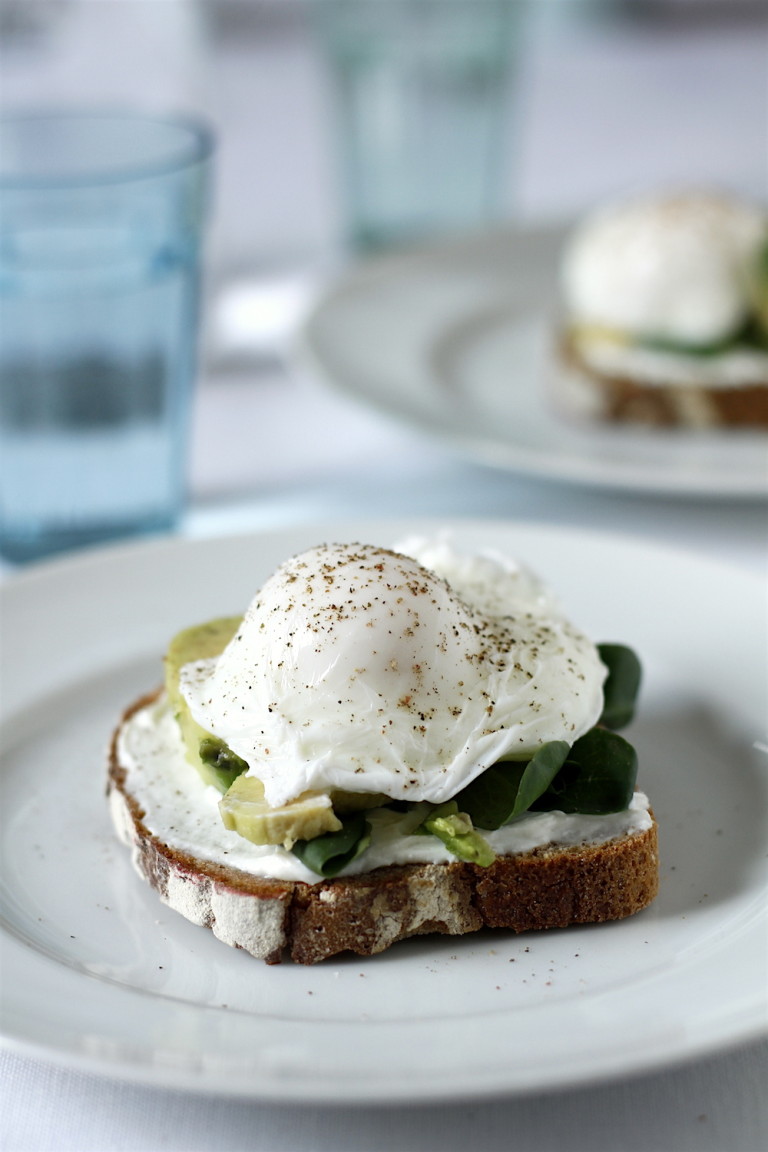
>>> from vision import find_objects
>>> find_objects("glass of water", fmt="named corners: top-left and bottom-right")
top-left (315, 0), bottom-right (521, 253)
top-left (0, 110), bottom-right (214, 563)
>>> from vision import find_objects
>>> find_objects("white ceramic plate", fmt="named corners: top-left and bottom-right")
top-left (1, 520), bottom-right (766, 1102)
top-left (301, 227), bottom-right (768, 499)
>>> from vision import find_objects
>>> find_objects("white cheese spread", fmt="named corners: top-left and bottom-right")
top-left (117, 699), bottom-right (652, 886)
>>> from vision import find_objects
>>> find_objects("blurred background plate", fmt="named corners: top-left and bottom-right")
top-left (301, 225), bottom-right (768, 499)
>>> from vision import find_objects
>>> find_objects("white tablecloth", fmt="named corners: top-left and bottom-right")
top-left (3, 1039), bottom-right (767, 1152)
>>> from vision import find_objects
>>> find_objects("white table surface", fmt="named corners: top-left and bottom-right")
top-left (2, 5), bottom-right (768, 1149)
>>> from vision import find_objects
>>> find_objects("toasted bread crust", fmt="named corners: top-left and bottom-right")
top-left (557, 332), bottom-right (768, 429)
top-left (108, 693), bottom-right (659, 965)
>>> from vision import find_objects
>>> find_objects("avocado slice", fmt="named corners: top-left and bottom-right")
top-left (220, 773), bottom-right (343, 849)
top-left (218, 775), bottom-right (390, 848)
top-left (420, 802), bottom-right (496, 867)
top-left (328, 789), bottom-right (390, 813)
top-left (164, 616), bottom-right (243, 791)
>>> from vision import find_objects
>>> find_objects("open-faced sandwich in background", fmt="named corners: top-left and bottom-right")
top-left (108, 537), bottom-right (658, 964)
top-left (555, 190), bottom-right (768, 429)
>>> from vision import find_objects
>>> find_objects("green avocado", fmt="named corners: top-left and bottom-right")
top-left (420, 802), bottom-right (496, 867)
top-left (164, 616), bottom-right (243, 791)
top-left (219, 773), bottom-right (343, 848)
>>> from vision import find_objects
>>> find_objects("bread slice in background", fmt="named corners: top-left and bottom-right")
top-left (556, 331), bottom-right (768, 429)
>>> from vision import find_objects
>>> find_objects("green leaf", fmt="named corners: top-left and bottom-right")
top-left (452, 763), bottom-right (522, 830)
top-left (753, 235), bottom-right (768, 338)
top-left (420, 802), bottom-right (496, 867)
top-left (533, 728), bottom-right (637, 815)
top-left (291, 812), bottom-right (371, 878)
top-left (635, 308), bottom-right (768, 356)
top-left (637, 323), bottom-right (751, 357)
top-left (598, 643), bottom-right (642, 730)
top-left (454, 741), bottom-right (569, 829)
top-left (638, 333), bottom-right (733, 357)
top-left (511, 741), bottom-right (571, 817)
top-left (757, 233), bottom-right (768, 282)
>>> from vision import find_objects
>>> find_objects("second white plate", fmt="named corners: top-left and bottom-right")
top-left (301, 227), bottom-right (768, 498)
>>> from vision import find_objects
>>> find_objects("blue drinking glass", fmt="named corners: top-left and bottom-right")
top-left (0, 110), bottom-right (215, 562)
top-left (315, 0), bottom-right (521, 253)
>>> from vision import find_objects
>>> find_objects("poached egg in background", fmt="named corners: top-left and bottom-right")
top-left (561, 191), bottom-right (766, 347)
top-left (179, 539), bottom-right (605, 808)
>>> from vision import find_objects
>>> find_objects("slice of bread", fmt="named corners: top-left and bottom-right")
top-left (108, 693), bottom-right (659, 965)
top-left (556, 332), bottom-right (768, 429)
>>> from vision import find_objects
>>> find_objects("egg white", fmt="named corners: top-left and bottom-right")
top-left (180, 540), bottom-right (605, 808)
top-left (562, 192), bottom-right (766, 345)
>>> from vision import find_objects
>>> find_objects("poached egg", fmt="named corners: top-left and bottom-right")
top-left (180, 540), bottom-right (605, 809)
top-left (562, 192), bottom-right (766, 346)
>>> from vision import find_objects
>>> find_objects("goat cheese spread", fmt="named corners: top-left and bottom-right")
top-left (116, 700), bottom-right (652, 885)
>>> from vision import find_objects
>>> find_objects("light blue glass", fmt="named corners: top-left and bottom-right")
top-left (315, 0), bottom-right (521, 252)
top-left (0, 110), bottom-right (214, 562)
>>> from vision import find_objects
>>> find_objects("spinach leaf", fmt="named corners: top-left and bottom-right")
top-left (512, 741), bottom-right (571, 816)
top-left (452, 763), bottom-right (520, 830)
top-left (454, 741), bottom-right (569, 829)
top-left (532, 728), bottom-right (637, 814)
top-left (291, 812), bottom-right (371, 878)
top-left (598, 643), bottom-right (642, 730)
top-left (637, 315), bottom-right (768, 356)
